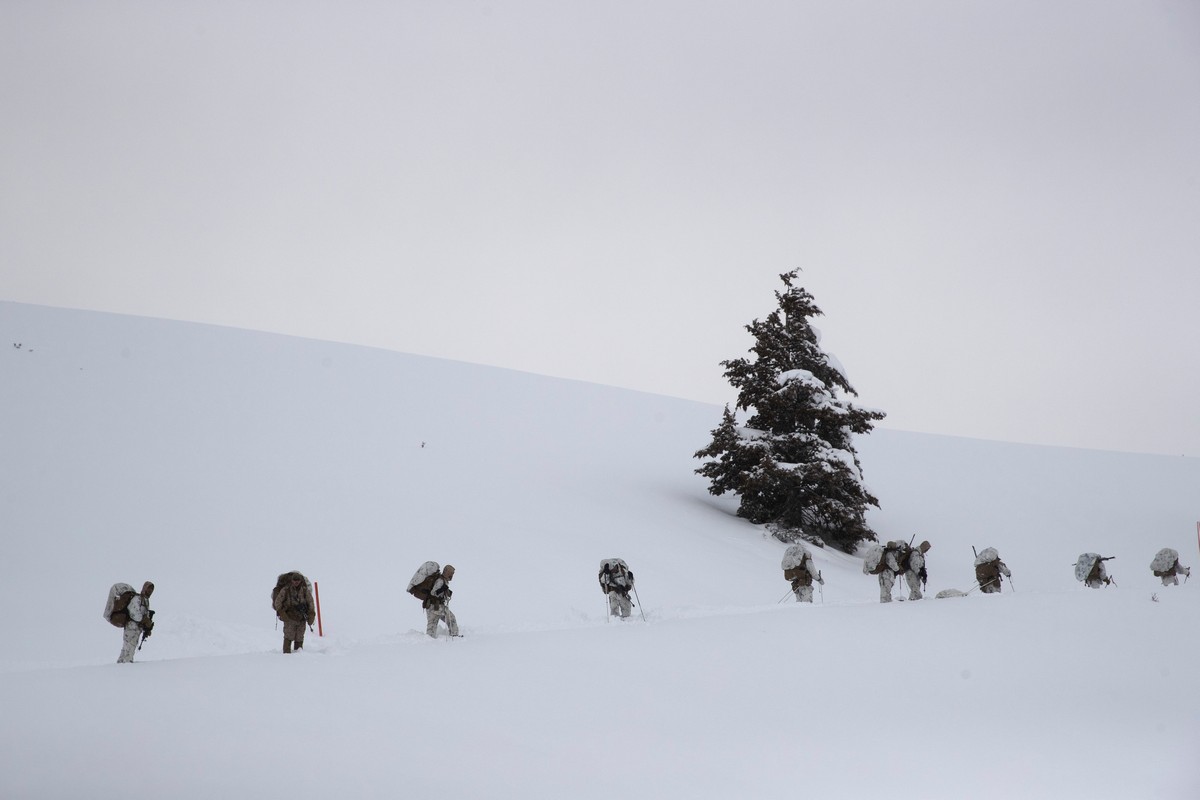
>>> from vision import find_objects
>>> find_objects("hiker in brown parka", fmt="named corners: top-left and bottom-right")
top-left (273, 572), bottom-right (316, 653)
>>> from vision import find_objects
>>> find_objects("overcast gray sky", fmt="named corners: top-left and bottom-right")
top-left (3, 1), bottom-right (1199, 456)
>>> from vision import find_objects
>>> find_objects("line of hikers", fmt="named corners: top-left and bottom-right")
top-left (103, 545), bottom-right (1192, 662)
top-left (782, 540), bottom-right (1190, 604)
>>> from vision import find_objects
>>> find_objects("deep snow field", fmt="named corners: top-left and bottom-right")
top-left (1, 301), bottom-right (1197, 799)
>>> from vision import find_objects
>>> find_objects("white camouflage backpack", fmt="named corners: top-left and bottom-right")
top-left (103, 583), bottom-right (136, 627)
top-left (1150, 548), bottom-right (1179, 576)
top-left (974, 547), bottom-right (1001, 567)
top-left (407, 561), bottom-right (442, 602)
top-left (781, 544), bottom-right (811, 572)
top-left (862, 543), bottom-right (886, 575)
top-left (1074, 553), bottom-right (1101, 582)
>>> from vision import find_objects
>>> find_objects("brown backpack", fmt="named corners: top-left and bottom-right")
top-left (783, 565), bottom-right (807, 581)
top-left (409, 573), bottom-right (438, 602)
top-left (104, 583), bottom-right (137, 627)
top-left (272, 572), bottom-right (313, 620)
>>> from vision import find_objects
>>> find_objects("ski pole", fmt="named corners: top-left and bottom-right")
top-left (965, 576), bottom-right (995, 596)
top-left (778, 588), bottom-right (794, 604)
top-left (632, 587), bottom-right (646, 622)
top-left (818, 572), bottom-right (824, 604)
top-left (604, 594), bottom-right (610, 623)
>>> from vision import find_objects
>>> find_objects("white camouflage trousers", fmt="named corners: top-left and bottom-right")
top-left (117, 622), bottom-right (141, 663)
top-left (608, 591), bottom-right (632, 618)
top-left (904, 569), bottom-right (923, 601)
top-left (426, 604), bottom-right (458, 638)
top-left (792, 585), bottom-right (815, 603)
top-left (878, 571), bottom-right (896, 603)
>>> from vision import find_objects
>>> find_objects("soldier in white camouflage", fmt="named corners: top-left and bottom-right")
top-left (902, 540), bottom-right (931, 600)
top-left (865, 543), bottom-right (902, 603)
top-left (423, 565), bottom-right (459, 638)
top-left (117, 581), bottom-right (155, 663)
top-left (599, 559), bottom-right (635, 619)
top-left (782, 544), bottom-right (823, 603)
top-left (1150, 548), bottom-right (1190, 586)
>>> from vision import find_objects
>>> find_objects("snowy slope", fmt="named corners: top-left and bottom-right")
top-left (1, 301), bottom-right (1197, 799)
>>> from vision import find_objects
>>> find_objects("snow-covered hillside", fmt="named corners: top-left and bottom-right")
top-left (1, 301), bottom-right (1196, 799)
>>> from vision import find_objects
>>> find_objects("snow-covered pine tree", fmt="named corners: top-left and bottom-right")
top-left (694, 270), bottom-right (886, 552)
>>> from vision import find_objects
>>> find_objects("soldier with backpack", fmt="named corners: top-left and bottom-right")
top-left (781, 544), bottom-right (823, 603)
top-left (599, 558), bottom-right (635, 619)
top-left (1149, 548), bottom-right (1190, 586)
top-left (1074, 553), bottom-right (1114, 588)
top-left (408, 562), bottom-right (459, 638)
top-left (104, 581), bottom-right (155, 663)
top-left (272, 572), bottom-right (316, 653)
top-left (974, 547), bottom-right (1011, 593)
top-left (863, 541), bottom-right (902, 603)
top-left (902, 540), bottom-right (931, 601)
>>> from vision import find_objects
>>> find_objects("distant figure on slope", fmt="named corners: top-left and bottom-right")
top-left (408, 562), bottom-right (459, 638)
top-left (104, 581), bottom-right (155, 663)
top-left (1074, 553), bottom-right (1114, 588)
top-left (272, 571), bottom-right (316, 653)
top-left (864, 540), bottom-right (930, 602)
top-left (904, 540), bottom-right (931, 600)
top-left (863, 542), bottom-right (900, 602)
top-left (599, 558), bottom-right (635, 619)
top-left (863, 541), bottom-right (902, 603)
top-left (1149, 548), bottom-right (1190, 586)
top-left (973, 547), bottom-right (1012, 593)
top-left (781, 543), bottom-right (823, 603)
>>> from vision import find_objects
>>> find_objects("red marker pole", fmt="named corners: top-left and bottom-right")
top-left (314, 582), bottom-right (324, 638)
